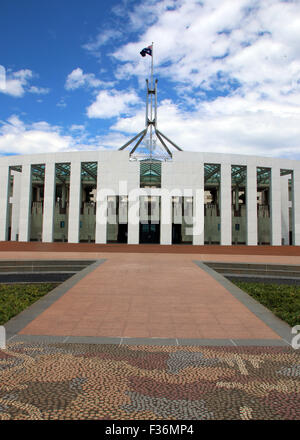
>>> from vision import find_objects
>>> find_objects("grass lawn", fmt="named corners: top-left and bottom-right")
top-left (0, 283), bottom-right (59, 325)
top-left (231, 280), bottom-right (300, 328)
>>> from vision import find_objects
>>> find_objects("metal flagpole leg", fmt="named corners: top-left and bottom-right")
top-left (155, 79), bottom-right (158, 128)
top-left (130, 127), bottom-right (149, 155)
top-left (119, 129), bottom-right (147, 151)
top-left (156, 129), bottom-right (183, 152)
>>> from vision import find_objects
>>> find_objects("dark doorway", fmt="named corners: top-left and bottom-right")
top-left (140, 223), bottom-right (160, 244)
top-left (118, 224), bottom-right (128, 243)
top-left (172, 224), bottom-right (182, 244)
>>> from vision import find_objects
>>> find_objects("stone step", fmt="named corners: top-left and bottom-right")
top-left (0, 260), bottom-right (96, 273)
top-left (204, 261), bottom-right (300, 278)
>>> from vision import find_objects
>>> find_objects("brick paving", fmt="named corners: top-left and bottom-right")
top-left (1, 252), bottom-right (284, 340)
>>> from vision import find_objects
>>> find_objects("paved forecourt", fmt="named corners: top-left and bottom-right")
top-left (2, 246), bottom-right (298, 346)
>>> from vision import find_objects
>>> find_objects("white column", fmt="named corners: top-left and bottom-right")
top-left (161, 193), bottom-right (171, 245)
top-left (42, 162), bottom-right (56, 243)
top-left (95, 198), bottom-right (107, 243)
top-left (0, 166), bottom-right (10, 241)
top-left (281, 175), bottom-right (289, 246)
top-left (247, 164), bottom-right (258, 245)
top-left (128, 193), bottom-right (139, 244)
top-left (193, 190), bottom-right (204, 245)
top-left (11, 171), bottom-right (21, 241)
top-left (220, 163), bottom-right (231, 245)
top-left (68, 161), bottom-right (81, 243)
top-left (95, 162), bottom-right (107, 244)
top-left (271, 167), bottom-right (282, 245)
top-left (18, 164), bottom-right (32, 242)
top-left (292, 167), bottom-right (300, 245)
top-left (193, 165), bottom-right (204, 245)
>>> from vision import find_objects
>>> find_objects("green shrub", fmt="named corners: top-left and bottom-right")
top-left (0, 283), bottom-right (59, 325)
top-left (232, 281), bottom-right (300, 327)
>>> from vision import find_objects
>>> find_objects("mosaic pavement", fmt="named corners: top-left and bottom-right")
top-left (0, 342), bottom-right (299, 420)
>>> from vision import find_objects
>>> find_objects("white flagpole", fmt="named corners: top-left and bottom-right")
top-left (150, 42), bottom-right (154, 159)
top-left (151, 42), bottom-right (154, 89)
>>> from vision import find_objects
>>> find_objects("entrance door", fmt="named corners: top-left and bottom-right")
top-left (140, 223), bottom-right (160, 244)
top-left (117, 224), bottom-right (128, 243)
top-left (172, 224), bottom-right (182, 244)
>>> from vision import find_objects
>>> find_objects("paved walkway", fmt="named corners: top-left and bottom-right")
top-left (1, 251), bottom-right (295, 343)
top-left (18, 254), bottom-right (280, 339)
top-left (1, 247), bottom-right (299, 421)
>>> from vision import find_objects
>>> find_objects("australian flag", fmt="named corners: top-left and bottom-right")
top-left (140, 45), bottom-right (152, 57)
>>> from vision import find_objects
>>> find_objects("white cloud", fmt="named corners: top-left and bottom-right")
top-left (92, 131), bottom-right (131, 149)
top-left (70, 124), bottom-right (85, 132)
top-left (28, 86), bottom-right (50, 95)
top-left (11, 69), bottom-right (33, 81)
top-left (87, 89), bottom-right (141, 119)
top-left (82, 29), bottom-right (122, 54)
top-left (0, 65), bottom-right (5, 90)
top-left (2, 69), bottom-right (33, 97)
top-left (57, 98), bottom-right (67, 108)
top-left (65, 67), bottom-right (113, 90)
top-left (0, 68), bottom-right (49, 98)
top-left (0, 116), bottom-right (70, 154)
top-left (0, 115), bottom-right (101, 155)
top-left (3, 78), bottom-right (26, 97)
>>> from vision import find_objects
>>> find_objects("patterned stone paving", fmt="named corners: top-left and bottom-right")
top-left (0, 342), bottom-right (299, 420)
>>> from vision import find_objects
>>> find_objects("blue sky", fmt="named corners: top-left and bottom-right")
top-left (1, 0), bottom-right (300, 159)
